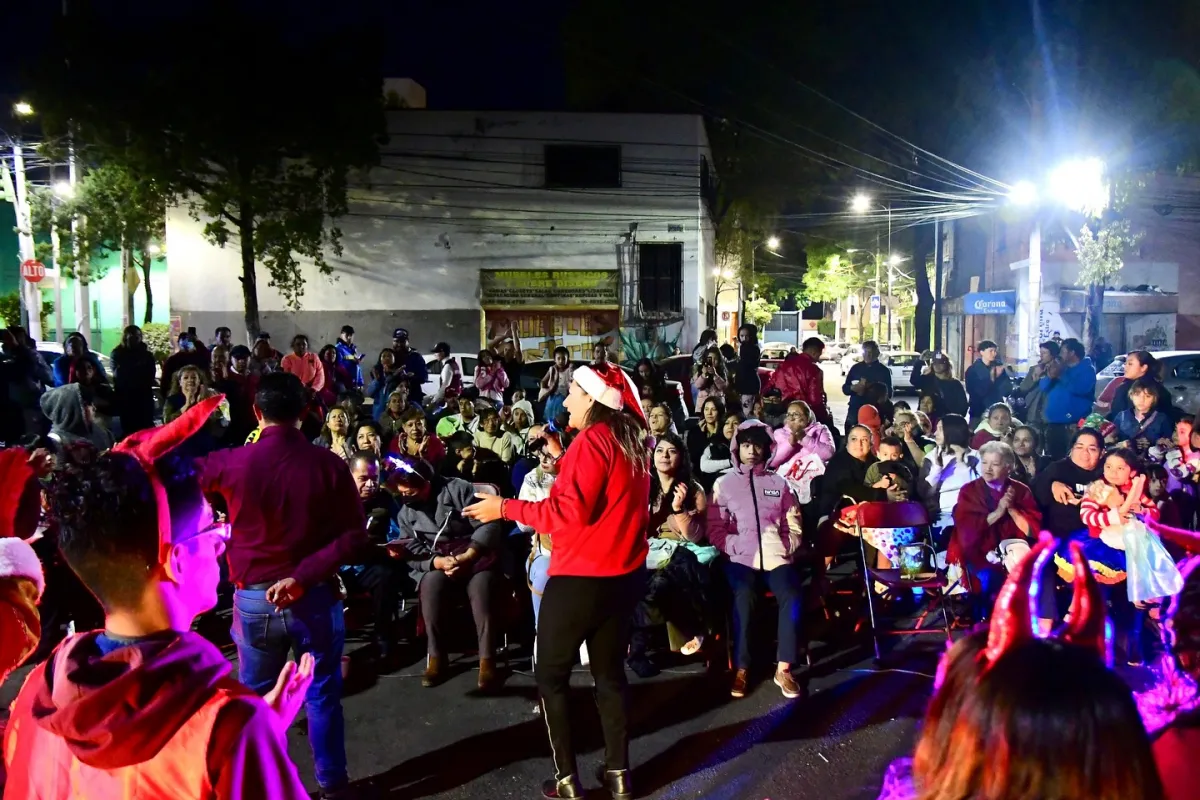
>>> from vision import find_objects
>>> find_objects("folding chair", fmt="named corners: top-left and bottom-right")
top-left (845, 499), bottom-right (953, 661)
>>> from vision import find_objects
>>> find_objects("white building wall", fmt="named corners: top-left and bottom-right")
top-left (166, 111), bottom-right (717, 359)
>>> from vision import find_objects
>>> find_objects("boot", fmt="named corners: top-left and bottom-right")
top-left (477, 657), bottom-right (497, 691)
top-left (540, 775), bottom-right (583, 799)
top-left (595, 766), bottom-right (634, 800)
top-left (422, 655), bottom-right (442, 688)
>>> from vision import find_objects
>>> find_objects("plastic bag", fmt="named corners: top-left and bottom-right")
top-left (1123, 519), bottom-right (1184, 604)
top-left (777, 451), bottom-right (826, 505)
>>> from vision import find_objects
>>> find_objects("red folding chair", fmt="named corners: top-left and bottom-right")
top-left (844, 499), bottom-right (953, 662)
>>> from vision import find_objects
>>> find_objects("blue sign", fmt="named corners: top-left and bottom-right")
top-left (965, 291), bottom-right (1017, 315)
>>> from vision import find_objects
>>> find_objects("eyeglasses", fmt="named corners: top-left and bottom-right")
top-left (785, 413), bottom-right (807, 420)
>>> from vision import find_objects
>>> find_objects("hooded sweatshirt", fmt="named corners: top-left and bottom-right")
top-left (707, 420), bottom-right (801, 571)
top-left (39, 384), bottom-right (114, 451)
top-left (768, 420), bottom-right (835, 469)
top-left (4, 630), bottom-right (307, 799)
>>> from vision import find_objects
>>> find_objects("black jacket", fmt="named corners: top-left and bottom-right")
top-left (965, 359), bottom-right (1013, 418)
top-left (817, 449), bottom-right (883, 518)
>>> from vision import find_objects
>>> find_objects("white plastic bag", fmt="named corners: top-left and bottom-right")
top-left (777, 451), bottom-right (826, 504)
top-left (1123, 520), bottom-right (1184, 604)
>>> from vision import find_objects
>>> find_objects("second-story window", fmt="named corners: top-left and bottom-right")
top-left (639, 243), bottom-right (683, 313)
top-left (544, 144), bottom-right (621, 188)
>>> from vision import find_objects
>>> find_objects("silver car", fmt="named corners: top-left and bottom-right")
top-left (1093, 350), bottom-right (1200, 416)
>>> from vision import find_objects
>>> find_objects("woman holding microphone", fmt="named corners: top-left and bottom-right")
top-left (465, 362), bottom-right (650, 800)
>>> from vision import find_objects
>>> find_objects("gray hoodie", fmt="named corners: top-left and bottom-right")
top-left (40, 384), bottom-right (114, 450)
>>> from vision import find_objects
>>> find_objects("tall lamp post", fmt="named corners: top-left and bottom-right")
top-left (742, 235), bottom-right (780, 328)
top-left (1008, 158), bottom-right (1108, 364)
top-left (850, 194), bottom-right (894, 344)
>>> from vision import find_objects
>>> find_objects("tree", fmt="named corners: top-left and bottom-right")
top-left (29, 162), bottom-right (166, 324)
top-left (743, 295), bottom-right (780, 329)
top-left (28, 3), bottom-right (385, 337)
top-left (1073, 220), bottom-right (1141, 351)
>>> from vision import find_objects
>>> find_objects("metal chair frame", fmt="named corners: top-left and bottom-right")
top-left (845, 497), bottom-right (954, 661)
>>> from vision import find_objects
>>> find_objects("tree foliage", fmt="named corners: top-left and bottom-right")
top-left (1074, 219), bottom-right (1142, 350)
top-left (27, 3), bottom-right (386, 337)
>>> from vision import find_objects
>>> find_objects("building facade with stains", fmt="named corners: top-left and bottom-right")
top-left (164, 102), bottom-right (719, 365)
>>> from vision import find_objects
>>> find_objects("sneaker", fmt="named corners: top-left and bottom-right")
top-left (774, 666), bottom-right (802, 699)
top-left (594, 765), bottom-right (633, 800)
top-left (730, 668), bottom-right (749, 698)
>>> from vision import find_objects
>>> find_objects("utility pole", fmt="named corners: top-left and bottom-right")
top-left (933, 217), bottom-right (944, 351)
top-left (11, 144), bottom-right (43, 341)
top-left (69, 137), bottom-right (89, 344)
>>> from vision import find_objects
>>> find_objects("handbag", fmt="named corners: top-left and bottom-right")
top-left (1123, 518), bottom-right (1184, 603)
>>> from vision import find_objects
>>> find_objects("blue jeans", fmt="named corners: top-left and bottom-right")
top-left (232, 582), bottom-right (348, 791)
top-left (723, 561), bottom-right (802, 670)
top-left (528, 552), bottom-right (551, 626)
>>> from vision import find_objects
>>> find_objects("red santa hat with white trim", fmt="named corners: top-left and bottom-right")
top-left (573, 363), bottom-right (648, 428)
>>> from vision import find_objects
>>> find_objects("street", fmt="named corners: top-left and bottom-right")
top-left (0, 365), bottom-right (936, 800)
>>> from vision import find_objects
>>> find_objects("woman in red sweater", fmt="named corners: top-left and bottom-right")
top-left (466, 363), bottom-right (649, 800)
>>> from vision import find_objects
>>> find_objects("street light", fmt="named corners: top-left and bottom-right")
top-left (1008, 180), bottom-right (1038, 207)
top-left (766, 235), bottom-right (780, 251)
top-left (1048, 157), bottom-right (1108, 217)
top-left (12, 101), bottom-right (33, 117)
top-left (52, 181), bottom-right (73, 199)
top-left (148, 243), bottom-right (163, 256)
top-left (850, 194), bottom-right (895, 344)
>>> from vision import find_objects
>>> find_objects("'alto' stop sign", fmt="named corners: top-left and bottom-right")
top-left (20, 260), bottom-right (45, 284)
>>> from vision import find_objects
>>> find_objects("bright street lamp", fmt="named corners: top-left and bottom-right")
top-left (887, 254), bottom-right (907, 266)
top-left (148, 243), bottom-right (163, 256)
top-left (850, 193), bottom-right (872, 214)
top-left (1048, 157), bottom-right (1108, 217)
top-left (52, 181), bottom-right (73, 199)
top-left (12, 101), bottom-right (33, 117)
top-left (766, 235), bottom-right (780, 251)
top-left (1008, 180), bottom-right (1038, 207)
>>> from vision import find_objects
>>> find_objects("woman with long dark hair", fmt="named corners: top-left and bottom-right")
top-left (628, 432), bottom-right (708, 678)
top-left (465, 363), bottom-right (649, 800)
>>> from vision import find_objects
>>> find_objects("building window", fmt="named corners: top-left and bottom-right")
top-left (706, 300), bottom-right (717, 330)
top-left (639, 243), bottom-right (683, 314)
top-left (544, 145), bottom-right (621, 188)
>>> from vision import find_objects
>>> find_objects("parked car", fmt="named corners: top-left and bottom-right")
top-left (1093, 350), bottom-right (1200, 416)
top-left (421, 353), bottom-right (478, 400)
top-left (36, 341), bottom-right (114, 376)
top-left (883, 351), bottom-right (922, 394)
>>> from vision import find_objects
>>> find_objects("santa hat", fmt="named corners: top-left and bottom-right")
top-left (574, 363), bottom-right (648, 427)
top-left (114, 394), bottom-right (227, 566)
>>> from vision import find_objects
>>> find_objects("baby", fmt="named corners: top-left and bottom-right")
top-left (864, 436), bottom-right (913, 497)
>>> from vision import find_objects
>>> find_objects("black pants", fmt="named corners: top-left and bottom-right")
top-left (536, 569), bottom-right (643, 780)
top-left (420, 568), bottom-right (500, 659)
top-left (344, 561), bottom-right (410, 652)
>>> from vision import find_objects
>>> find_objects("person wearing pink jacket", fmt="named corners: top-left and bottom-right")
top-left (474, 349), bottom-right (511, 404)
top-left (768, 400), bottom-right (836, 469)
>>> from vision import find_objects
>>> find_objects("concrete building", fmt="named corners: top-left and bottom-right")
top-left (165, 100), bottom-right (719, 363)
top-left (938, 173), bottom-right (1200, 375)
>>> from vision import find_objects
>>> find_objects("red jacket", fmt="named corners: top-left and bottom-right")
top-left (766, 353), bottom-right (832, 426)
top-left (506, 421), bottom-right (650, 577)
top-left (4, 631), bottom-right (307, 799)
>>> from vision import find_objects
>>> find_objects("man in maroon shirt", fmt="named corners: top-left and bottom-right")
top-left (197, 372), bottom-right (366, 800)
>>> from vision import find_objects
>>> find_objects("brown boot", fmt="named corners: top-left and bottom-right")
top-left (422, 655), bottom-right (443, 688)
top-left (478, 657), bottom-right (497, 691)
top-left (730, 668), bottom-right (749, 698)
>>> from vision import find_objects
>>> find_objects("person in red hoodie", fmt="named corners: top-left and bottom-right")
top-left (765, 337), bottom-right (835, 431)
top-left (3, 398), bottom-right (314, 800)
top-left (465, 362), bottom-right (650, 800)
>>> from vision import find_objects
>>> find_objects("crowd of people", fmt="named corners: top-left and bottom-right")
top-left (0, 318), bottom-right (1197, 799)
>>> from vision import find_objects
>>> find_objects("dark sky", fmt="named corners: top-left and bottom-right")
top-left (382, 1), bottom-right (569, 109)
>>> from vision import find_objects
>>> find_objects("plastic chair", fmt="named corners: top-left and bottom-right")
top-left (844, 498), bottom-right (952, 661)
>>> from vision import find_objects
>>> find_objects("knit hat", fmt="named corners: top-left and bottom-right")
top-left (511, 399), bottom-right (535, 425)
top-left (574, 363), bottom-right (647, 427)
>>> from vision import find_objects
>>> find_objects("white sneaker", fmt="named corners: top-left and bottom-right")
top-left (579, 643), bottom-right (590, 666)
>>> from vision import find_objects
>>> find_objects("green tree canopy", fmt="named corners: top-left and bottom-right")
top-left (27, 3), bottom-right (386, 336)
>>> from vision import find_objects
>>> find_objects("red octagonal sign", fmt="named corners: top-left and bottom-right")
top-left (20, 259), bottom-right (45, 284)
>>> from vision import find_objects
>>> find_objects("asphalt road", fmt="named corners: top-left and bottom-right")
top-left (5, 365), bottom-right (938, 800)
